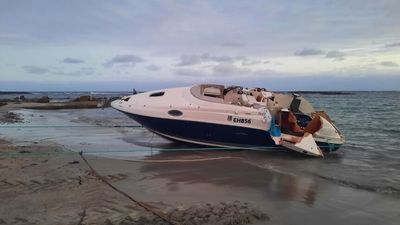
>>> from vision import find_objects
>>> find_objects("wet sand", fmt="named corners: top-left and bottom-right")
top-left (0, 106), bottom-right (268, 225)
top-left (1, 106), bottom-right (399, 225)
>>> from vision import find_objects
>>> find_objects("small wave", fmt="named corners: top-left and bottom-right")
top-left (312, 173), bottom-right (400, 197)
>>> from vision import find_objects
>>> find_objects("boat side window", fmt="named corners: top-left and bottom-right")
top-left (168, 110), bottom-right (183, 116)
top-left (149, 91), bottom-right (165, 97)
top-left (121, 96), bottom-right (130, 101)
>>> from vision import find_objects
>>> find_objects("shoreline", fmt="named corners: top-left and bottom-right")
top-left (1, 106), bottom-right (399, 225)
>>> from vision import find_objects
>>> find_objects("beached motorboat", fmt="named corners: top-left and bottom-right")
top-left (111, 84), bottom-right (345, 157)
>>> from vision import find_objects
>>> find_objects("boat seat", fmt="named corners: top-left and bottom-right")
top-left (261, 91), bottom-right (273, 99)
top-left (240, 94), bottom-right (264, 108)
top-left (240, 94), bottom-right (251, 106)
top-left (247, 95), bottom-right (257, 105)
top-left (280, 110), bottom-right (304, 135)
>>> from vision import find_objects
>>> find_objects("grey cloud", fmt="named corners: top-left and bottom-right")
top-left (212, 55), bottom-right (236, 62)
top-left (175, 68), bottom-right (209, 77)
top-left (325, 50), bottom-right (345, 60)
top-left (242, 59), bottom-right (262, 66)
top-left (177, 54), bottom-right (207, 66)
top-left (294, 48), bottom-right (325, 56)
top-left (146, 64), bottom-right (160, 71)
top-left (213, 63), bottom-right (252, 75)
top-left (177, 53), bottom-right (242, 66)
top-left (253, 69), bottom-right (276, 76)
top-left (380, 61), bottom-right (398, 67)
top-left (221, 42), bottom-right (246, 47)
top-left (104, 54), bottom-right (144, 67)
top-left (384, 42), bottom-right (400, 48)
top-left (53, 67), bottom-right (97, 76)
top-left (62, 57), bottom-right (85, 64)
top-left (23, 65), bottom-right (48, 74)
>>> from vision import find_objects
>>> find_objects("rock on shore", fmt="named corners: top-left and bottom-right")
top-left (0, 111), bottom-right (23, 123)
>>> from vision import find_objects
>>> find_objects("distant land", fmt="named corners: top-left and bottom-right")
top-left (289, 91), bottom-right (354, 95)
top-left (0, 91), bottom-right (31, 95)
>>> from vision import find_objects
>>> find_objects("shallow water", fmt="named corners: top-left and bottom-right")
top-left (1, 92), bottom-right (400, 224)
top-left (1, 92), bottom-right (400, 196)
top-left (303, 92), bottom-right (400, 196)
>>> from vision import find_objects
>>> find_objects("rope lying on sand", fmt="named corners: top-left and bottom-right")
top-left (78, 151), bottom-right (179, 225)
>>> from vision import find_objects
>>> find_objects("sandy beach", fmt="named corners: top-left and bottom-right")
top-left (1, 102), bottom-right (399, 225)
top-left (0, 103), bottom-right (269, 225)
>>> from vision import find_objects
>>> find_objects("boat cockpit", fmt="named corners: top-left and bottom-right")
top-left (190, 84), bottom-right (321, 135)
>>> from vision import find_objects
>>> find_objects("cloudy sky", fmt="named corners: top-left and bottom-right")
top-left (1, 0), bottom-right (400, 91)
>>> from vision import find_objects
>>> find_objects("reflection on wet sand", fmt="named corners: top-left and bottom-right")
top-left (138, 150), bottom-right (319, 207)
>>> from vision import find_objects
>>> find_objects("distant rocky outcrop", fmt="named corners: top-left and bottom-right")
top-left (0, 91), bottom-right (31, 95)
top-left (72, 95), bottom-right (92, 102)
top-left (289, 91), bottom-right (354, 95)
top-left (35, 96), bottom-right (50, 103)
top-left (1, 95), bottom-right (120, 110)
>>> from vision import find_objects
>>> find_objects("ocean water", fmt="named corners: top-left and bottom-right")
top-left (1, 91), bottom-right (400, 198)
top-left (304, 92), bottom-right (400, 195)
top-left (241, 91), bottom-right (400, 197)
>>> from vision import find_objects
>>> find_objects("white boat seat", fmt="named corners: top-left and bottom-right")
top-left (247, 95), bottom-right (258, 106)
top-left (261, 91), bottom-right (273, 99)
top-left (240, 94), bottom-right (263, 108)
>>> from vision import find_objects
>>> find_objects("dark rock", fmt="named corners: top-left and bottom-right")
top-left (19, 150), bottom-right (32, 154)
top-left (14, 97), bottom-right (21, 103)
top-left (68, 161), bottom-right (80, 165)
top-left (22, 96), bottom-right (50, 103)
top-left (0, 91), bottom-right (31, 94)
top-left (181, 202), bottom-right (268, 225)
top-left (211, 207), bottom-right (221, 215)
top-left (103, 219), bottom-right (114, 225)
top-left (0, 112), bottom-right (23, 123)
top-left (36, 96), bottom-right (50, 103)
top-left (102, 96), bottom-right (120, 108)
top-left (119, 215), bottom-right (168, 225)
top-left (72, 96), bottom-right (92, 102)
